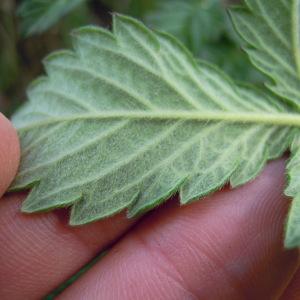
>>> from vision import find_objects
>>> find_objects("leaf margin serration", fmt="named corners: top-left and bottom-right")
top-left (10, 12), bottom-right (299, 230)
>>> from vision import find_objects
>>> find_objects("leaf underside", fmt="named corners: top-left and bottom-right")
top-left (11, 0), bottom-right (300, 248)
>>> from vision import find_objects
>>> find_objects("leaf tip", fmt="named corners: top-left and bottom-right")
top-left (21, 201), bottom-right (36, 214)
top-left (71, 25), bottom-right (101, 37)
top-left (43, 49), bottom-right (74, 65)
top-left (284, 226), bottom-right (300, 249)
top-left (112, 12), bottom-right (152, 37)
top-left (27, 76), bottom-right (48, 95)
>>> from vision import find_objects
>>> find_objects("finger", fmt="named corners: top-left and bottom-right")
top-left (280, 267), bottom-right (300, 299)
top-left (0, 192), bottom-right (137, 300)
top-left (60, 159), bottom-right (299, 300)
top-left (0, 113), bottom-right (20, 196)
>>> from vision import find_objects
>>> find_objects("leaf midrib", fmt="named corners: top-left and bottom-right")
top-left (18, 110), bottom-right (300, 131)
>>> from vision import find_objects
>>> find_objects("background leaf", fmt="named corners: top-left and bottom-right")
top-left (18, 0), bottom-right (87, 37)
top-left (231, 0), bottom-right (300, 107)
top-left (146, 0), bottom-right (225, 55)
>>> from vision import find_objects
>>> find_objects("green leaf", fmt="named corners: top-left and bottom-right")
top-left (230, 0), bottom-right (300, 108)
top-left (18, 0), bottom-right (86, 37)
top-left (231, 0), bottom-right (300, 248)
top-left (146, 0), bottom-right (225, 56)
top-left (11, 13), bottom-right (300, 227)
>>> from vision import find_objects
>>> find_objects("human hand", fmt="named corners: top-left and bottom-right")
top-left (0, 112), bottom-right (299, 300)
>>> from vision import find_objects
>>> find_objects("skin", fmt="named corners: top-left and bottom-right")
top-left (0, 112), bottom-right (300, 300)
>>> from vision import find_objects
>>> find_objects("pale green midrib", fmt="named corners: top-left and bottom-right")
top-left (17, 111), bottom-right (300, 131)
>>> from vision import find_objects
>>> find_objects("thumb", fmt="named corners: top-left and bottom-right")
top-left (0, 113), bottom-right (20, 197)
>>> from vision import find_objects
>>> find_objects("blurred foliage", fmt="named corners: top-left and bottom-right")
top-left (146, 0), bottom-right (262, 82)
top-left (0, 0), bottom-right (261, 117)
top-left (17, 0), bottom-right (86, 37)
top-left (101, 0), bottom-right (155, 17)
top-left (0, 2), bottom-right (18, 90)
top-left (0, 0), bottom-right (94, 116)
top-left (147, 0), bottom-right (225, 55)
top-left (0, 0), bottom-right (19, 113)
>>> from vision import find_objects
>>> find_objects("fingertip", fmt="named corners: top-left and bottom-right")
top-left (0, 113), bottom-right (20, 196)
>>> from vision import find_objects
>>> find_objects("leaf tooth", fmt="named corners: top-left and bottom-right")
top-left (128, 175), bottom-right (187, 218)
top-left (70, 190), bottom-right (139, 226)
top-left (71, 25), bottom-right (115, 39)
top-left (21, 184), bottom-right (82, 213)
top-left (113, 13), bottom-right (160, 50)
top-left (71, 25), bottom-right (117, 57)
top-left (230, 127), bottom-right (275, 187)
top-left (43, 50), bottom-right (76, 65)
top-left (284, 194), bottom-right (300, 249)
top-left (26, 76), bottom-right (48, 99)
top-left (43, 50), bottom-right (77, 78)
top-left (112, 13), bottom-right (161, 69)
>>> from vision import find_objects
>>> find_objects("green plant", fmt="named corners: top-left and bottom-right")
top-left (8, 0), bottom-right (300, 249)
top-left (145, 0), bottom-right (262, 82)
top-left (17, 0), bottom-right (86, 37)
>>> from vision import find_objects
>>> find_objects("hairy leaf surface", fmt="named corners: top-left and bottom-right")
top-left (11, 12), bottom-right (299, 227)
top-left (12, 1), bottom-right (300, 251)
